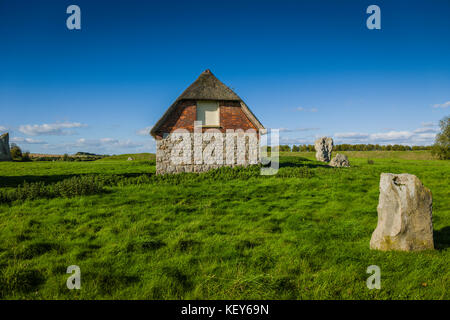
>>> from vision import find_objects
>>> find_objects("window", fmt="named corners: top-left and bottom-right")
top-left (196, 101), bottom-right (220, 126)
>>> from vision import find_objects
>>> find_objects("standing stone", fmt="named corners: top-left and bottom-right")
top-left (314, 137), bottom-right (333, 162)
top-left (329, 153), bottom-right (350, 167)
top-left (0, 132), bottom-right (12, 161)
top-left (370, 173), bottom-right (434, 251)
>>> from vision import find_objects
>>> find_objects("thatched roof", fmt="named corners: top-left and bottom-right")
top-left (177, 69), bottom-right (241, 101)
top-left (150, 70), bottom-right (264, 137)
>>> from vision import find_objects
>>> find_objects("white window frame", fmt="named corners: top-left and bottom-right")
top-left (196, 100), bottom-right (220, 127)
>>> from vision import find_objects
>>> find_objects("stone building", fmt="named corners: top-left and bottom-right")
top-left (150, 70), bottom-right (265, 174)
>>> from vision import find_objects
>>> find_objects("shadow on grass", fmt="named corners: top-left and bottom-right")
top-left (0, 268), bottom-right (45, 298)
top-left (0, 172), bottom-right (150, 188)
top-left (434, 226), bottom-right (450, 250)
top-left (279, 157), bottom-right (332, 169)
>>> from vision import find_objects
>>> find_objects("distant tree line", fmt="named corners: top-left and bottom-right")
top-left (334, 144), bottom-right (433, 151)
top-left (34, 153), bottom-right (105, 162)
top-left (273, 144), bottom-right (433, 152)
top-left (8, 144), bottom-right (106, 162)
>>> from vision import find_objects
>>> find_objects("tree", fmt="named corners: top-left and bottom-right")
top-left (279, 145), bottom-right (291, 152)
top-left (432, 116), bottom-right (450, 160)
top-left (22, 151), bottom-right (31, 162)
top-left (10, 143), bottom-right (22, 160)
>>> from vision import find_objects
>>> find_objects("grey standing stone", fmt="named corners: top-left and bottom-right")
top-left (370, 173), bottom-right (434, 251)
top-left (329, 153), bottom-right (350, 167)
top-left (0, 132), bottom-right (12, 161)
top-left (314, 137), bottom-right (333, 162)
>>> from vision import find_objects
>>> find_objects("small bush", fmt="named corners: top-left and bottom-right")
top-left (0, 176), bottom-right (108, 203)
top-left (152, 165), bottom-right (262, 184)
top-left (52, 175), bottom-right (105, 198)
top-left (16, 181), bottom-right (49, 201)
top-left (10, 144), bottom-right (23, 160)
top-left (367, 159), bottom-right (374, 165)
top-left (22, 152), bottom-right (32, 162)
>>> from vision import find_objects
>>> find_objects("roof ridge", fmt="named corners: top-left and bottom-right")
top-left (175, 69), bottom-right (241, 101)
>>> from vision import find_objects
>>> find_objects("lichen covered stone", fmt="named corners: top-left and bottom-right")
top-left (370, 173), bottom-right (434, 251)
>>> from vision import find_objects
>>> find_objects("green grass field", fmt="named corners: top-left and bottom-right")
top-left (0, 151), bottom-right (448, 299)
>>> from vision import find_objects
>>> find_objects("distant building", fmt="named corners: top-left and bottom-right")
top-left (150, 70), bottom-right (265, 174)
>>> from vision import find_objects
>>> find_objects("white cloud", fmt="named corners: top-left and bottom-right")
top-left (279, 137), bottom-right (311, 144)
top-left (413, 127), bottom-right (438, 134)
top-left (334, 132), bottom-right (370, 139)
top-left (11, 137), bottom-right (47, 144)
top-left (136, 126), bottom-right (153, 136)
top-left (0, 126), bottom-right (7, 132)
top-left (19, 122), bottom-right (87, 136)
top-left (414, 133), bottom-right (436, 140)
top-left (432, 101), bottom-right (450, 109)
top-left (135, 140), bottom-right (156, 153)
top-left (370, 131), bottom-right (413, 141)
top-left (299, 127), bottom-right (320, 131)
top-left (333, 127), bottom-right (437, 146)
top-left (75, 138), bottom-right (142, 149)
top-left (421, 122), bottom-right (437, 127)
top-left (279, 127), bottom-right (319, 133)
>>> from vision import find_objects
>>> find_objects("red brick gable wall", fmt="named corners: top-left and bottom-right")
top-left (220, 102), bottom-right (257, 131)
top-left (154, 100), bottom-right (257, 139)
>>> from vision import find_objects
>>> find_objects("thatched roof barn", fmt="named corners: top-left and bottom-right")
top-left (150, 69), bottom-right (264, 174)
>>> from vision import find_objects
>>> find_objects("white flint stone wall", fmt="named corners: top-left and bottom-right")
top-left (156, 131), bottom-right (260, 174)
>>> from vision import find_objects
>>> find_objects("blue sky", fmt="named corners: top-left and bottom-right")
top-left (0, 0), bottom-right (449, 154)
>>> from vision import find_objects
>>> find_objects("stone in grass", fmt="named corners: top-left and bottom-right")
top-left (370, 173), bottom-right (434, 251)
top-left (314, 137), bottom-right (333, 162)
top-left (0, 132), bottom-right (12, 161)
top-left (329, 153), bottom-right (350, 167)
